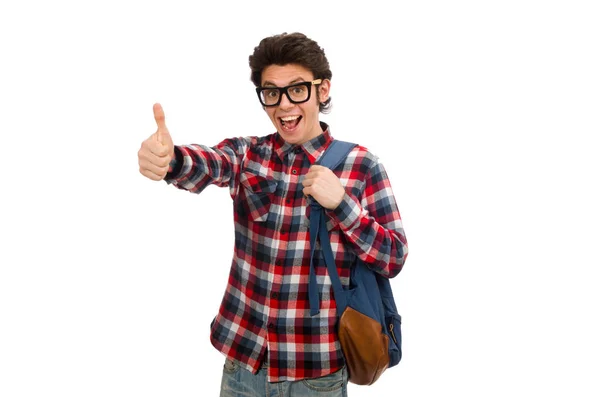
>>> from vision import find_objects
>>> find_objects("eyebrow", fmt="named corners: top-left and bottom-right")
top-left (262, 77), bottom-right (306, 87)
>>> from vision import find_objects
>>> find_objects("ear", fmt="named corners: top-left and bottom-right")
top-left (317, 79), bottom-right (331, 103)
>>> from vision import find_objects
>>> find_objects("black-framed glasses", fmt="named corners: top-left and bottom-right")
top-left (256, 79), bottom-right (322, 107)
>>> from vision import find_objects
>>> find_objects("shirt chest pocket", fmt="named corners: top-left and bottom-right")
top-left (237, 171), bottom-right (277, 223)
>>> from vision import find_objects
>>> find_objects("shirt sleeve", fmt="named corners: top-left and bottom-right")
top-left (326, 160), bottom-right (408, 278)
top-left (164, 137), bottom-right (252, 197)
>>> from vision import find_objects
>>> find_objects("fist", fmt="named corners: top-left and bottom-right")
top-left (138, 103), bottom-right (175, 181)
top-left (302, 165), bottom-right (345, 210)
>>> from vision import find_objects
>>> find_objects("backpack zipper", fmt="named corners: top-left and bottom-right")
top-left (389, 323), bottom-right (398, 344)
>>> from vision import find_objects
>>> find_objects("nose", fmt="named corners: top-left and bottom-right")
top-left (278, 92), bottom-right (294, 110)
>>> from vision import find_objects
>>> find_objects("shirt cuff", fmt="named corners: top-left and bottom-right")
top-left (326, 193), bottom-right (362, 231)
top-left (164, 146), bottom-right (183, 181)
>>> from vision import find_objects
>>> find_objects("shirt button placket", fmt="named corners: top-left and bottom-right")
top-left (271, 261), bottom-right (282, 302)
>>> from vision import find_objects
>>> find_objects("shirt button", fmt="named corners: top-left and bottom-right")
top-left (292, 169), bottom-right (298, 175)
top-left (294, 147), bottom-right (302, 154)
top-left (268, 323), bottom-right (274, 329)
top-left (286, 199), bottom-right (292, 204)
top-left (271, 292), bottom-right (278, 299)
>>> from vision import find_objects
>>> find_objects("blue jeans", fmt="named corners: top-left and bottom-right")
top-left (219, 359), bottom-right (348, 397)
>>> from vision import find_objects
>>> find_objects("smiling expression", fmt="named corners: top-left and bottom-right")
top-left (261, 64), bottom-right (330, 145)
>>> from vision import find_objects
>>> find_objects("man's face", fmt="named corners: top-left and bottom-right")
top-left (260, 64), bottom-right (330, 145)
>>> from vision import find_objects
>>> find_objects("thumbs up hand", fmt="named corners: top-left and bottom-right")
top-left (138, 103), bottom-right (175, 181)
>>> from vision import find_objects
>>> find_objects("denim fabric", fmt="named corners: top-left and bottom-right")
top-left (219, 359), bottom-right (348, 397)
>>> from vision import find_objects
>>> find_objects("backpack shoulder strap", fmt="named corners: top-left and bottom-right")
top-left (317, 140), bottom-right (357, 170)
top-left (308, 139), bottom-right (357, 316)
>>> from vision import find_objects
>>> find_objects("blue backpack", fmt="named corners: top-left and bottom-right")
top-left (308, 140), bottom-right (403, 385)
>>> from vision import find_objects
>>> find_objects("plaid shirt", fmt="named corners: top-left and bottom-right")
top-left (165, 123), bottom-right (408, 382)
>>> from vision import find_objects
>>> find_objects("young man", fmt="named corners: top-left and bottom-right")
top-left (138, 32), bottom-right (408, 396)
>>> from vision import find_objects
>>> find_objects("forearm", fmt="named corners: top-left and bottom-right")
top-left (326, 163), bottom-right (408, 277)
top-left (165, 137), bottom-right (250, 194)
top-left (328, 194), bottom-right (407, 277)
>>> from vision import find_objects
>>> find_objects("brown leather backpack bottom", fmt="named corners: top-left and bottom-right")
top-left (338, 306), bottom-right (390, 385)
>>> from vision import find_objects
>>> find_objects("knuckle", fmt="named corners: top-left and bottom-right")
top-left (141, 136), bottom-right (152, 149)
top-left (138, 147), bottom-right (147, 160)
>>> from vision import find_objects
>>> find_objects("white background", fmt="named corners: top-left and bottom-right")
top-left (1, 0), bottom-right (599, 396)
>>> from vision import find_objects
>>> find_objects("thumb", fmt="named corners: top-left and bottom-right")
top-left (153, 103), bottom-right (171, 144)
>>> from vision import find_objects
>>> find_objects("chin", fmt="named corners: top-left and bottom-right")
top-left (276, 128), bottom-right (301, 144)
top-left (282, 133), bottom-right (306, 145)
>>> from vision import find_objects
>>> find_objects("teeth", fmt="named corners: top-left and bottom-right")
top-left (280, 116), bottom-right (300, 121)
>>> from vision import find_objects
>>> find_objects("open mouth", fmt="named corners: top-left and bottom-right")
top-left (279, 115), bottom-right (302, 132)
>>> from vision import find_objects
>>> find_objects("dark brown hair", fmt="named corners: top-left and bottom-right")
top-left (249, 32), bottom-right (332, 113)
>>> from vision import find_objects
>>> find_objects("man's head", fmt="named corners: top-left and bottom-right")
top-left (249, 33), bottom-right (332, 145)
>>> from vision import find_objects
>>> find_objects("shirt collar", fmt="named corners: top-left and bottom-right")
top-left (273, 122), bottom-right (334, 164)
